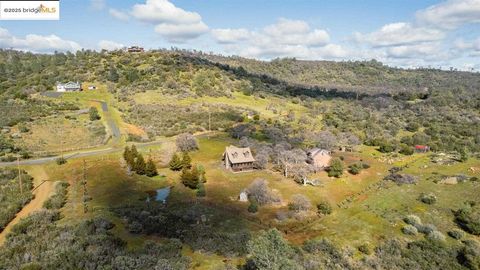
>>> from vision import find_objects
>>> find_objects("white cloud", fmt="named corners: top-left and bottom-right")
top-left (354, 22), bottom-right (445, 47)
top-left (90, 0), bottom-right (106, 10)
top-left (154, 22), bottom-right (208, 43)
top-left (213, 18), bottom-right (337, 60)
top-left (98, 40), bottom-right (124, 51)
top-left (211, 28), bottom-right (251, 44)
top-left (0, 27), bottom-right (81, 52)
top-left (385, 43), bottom-right (442, 59)
top-left (109, 8), bottom-right (129, 21)
top-left (130, 0), bottom-right (208, 42)
top-left (416, 0), bottom-right (480, 29)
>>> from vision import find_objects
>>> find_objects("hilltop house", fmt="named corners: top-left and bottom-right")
top-left (56, 81), bottom-right (82, 92)
top-left (307, 148), bottom-right (332, 170)
top-left (127, 46), bottom-right (144, 53)
top-left (223, 145), bottom-right (256, 172)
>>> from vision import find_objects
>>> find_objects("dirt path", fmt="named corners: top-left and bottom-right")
top-left (0, 167), bottom-right (54, 245)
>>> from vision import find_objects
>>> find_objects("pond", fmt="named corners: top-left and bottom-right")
top-left (146, 186), bottom-right (171, 203)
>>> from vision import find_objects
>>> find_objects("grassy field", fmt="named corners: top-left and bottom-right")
top-left (10, 131), bottom-right (479, 268)
top-left (13, 114), bottom-right (105, 153)
top-left (133, 90), bottom-right (317, 122)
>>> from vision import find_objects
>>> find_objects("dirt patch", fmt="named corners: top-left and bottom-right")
top-left (123, 123), bottom-right (147, 137)
top-left (0, 167), bottom-right (55, 245)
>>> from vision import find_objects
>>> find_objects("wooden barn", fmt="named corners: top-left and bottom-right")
top-left (223, 145), bottom-right (255, 172)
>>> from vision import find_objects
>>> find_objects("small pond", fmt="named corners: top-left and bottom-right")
top-left (146, 186), bottom-right (171, 203)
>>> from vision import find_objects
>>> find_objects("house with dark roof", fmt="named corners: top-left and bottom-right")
top-left (307, 148), bottom-right (332, 170)
top-left (223, 145), bottom-right (256, 172)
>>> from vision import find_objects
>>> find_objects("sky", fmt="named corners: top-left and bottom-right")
top-left (1, 0), bottom-right (480, 70)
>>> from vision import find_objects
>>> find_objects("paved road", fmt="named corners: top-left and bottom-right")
top-left (0, 138), bottom-right (177, 167)
top-left (92, 100), bottom-right (121, 139)
top-left (0, 131), bottom-right (216, 167)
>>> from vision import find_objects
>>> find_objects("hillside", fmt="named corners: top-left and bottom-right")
top-left (0, 49), bottom-right (479, 269)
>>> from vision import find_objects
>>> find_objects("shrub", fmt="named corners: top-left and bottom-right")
top-left (402, 225), bottom-right (418, 235)
top-left (248, 201), bottom-right (258, 213)
top-left (458, 240), bottom-right (480, 270)
top-left (247, 229), bottom-right (297, 270)
top-left (418, 193), bottom-right (437, 204)
top-left (196, 182), bottom-right (206, 197)
top-left (327, 158), bottom-right (344, 178)
top-left (404, 214), bottom-right (422, 226)
top-left (288, 194), bottom-right (311, 212)
top-left (385, 173), bottom-right (417, 185)
top-left (317, 201), bottom-right (332, 215)
top-left (55, 156), bottom-right (67, 165)
top-left (426, 231), bottom-right (446, 242)
top-left (88, 107), bottom-right (101, 121)
top-left (454, 204), bottom-right (480, 235)
top-left (358, 244), bottom-right (372, 255)
top-left (43, 182), bottom-right (69, 210)
top-left (447, 229), bottom-right (465, 240)
top-left (417, 224), bottom-right (437, 235)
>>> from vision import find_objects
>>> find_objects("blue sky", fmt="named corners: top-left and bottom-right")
top-left (1, 0), bottom-right (480, 70)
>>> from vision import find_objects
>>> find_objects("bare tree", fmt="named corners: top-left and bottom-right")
top-left (288, 194), bottom-right (312, 212)
top-left (278, 149), bottom-right (306, 178)
top-left (246, 179), bottom-right (281, 205)
top-left (314, 131), bottom-right (337, 150)
top-left (176, 133), bottom-right (198, 152)
top-left (289, 163), bottom-right (315, 185)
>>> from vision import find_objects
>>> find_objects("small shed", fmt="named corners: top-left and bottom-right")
top-left (239, 190), bottom-right (248, 202)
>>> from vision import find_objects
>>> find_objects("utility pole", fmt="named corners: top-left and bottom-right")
top-left (17, 156), bottom-right (23, 195)
top-left (207, 106), bottom-right (211, 139)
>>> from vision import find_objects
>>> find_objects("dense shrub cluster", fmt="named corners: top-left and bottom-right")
top-left (0, 210), bottom-right (190, 269)
top-left (455, 203), bottom-right (480, 235)
top-left (0, 168), bottom-right (33, 230)
top-left (43, 181), bottom-right (69, 210)
top-left (113, 203), bottom-right (250, 256)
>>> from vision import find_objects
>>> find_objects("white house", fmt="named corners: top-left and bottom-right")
top-left (56, 81), bottom-right (82, 92)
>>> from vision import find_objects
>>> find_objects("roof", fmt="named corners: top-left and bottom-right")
top-left (307, 148), bottom-right (331, 157)
top-left (57, 81), bottom-right (81, 88)
top-left (415, 145), bottom-right (429, 149)
top-left (224, 145), bottom-right (256, 164)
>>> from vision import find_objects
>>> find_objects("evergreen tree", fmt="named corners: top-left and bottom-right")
top-left (130, 145), bottom-right (138, 158)
top-left (181, 152), bottom-right (192, 169)
top-left (181, 166), bottom-right (199, 189)
top-left (123, 146), bottom-right (134, 169)
top-left (169, 153), bottom-right (183, 171)
top-left (145, 158), bottom-right (158, 177)
top-left (134, 154), bottom-right (146, 175)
